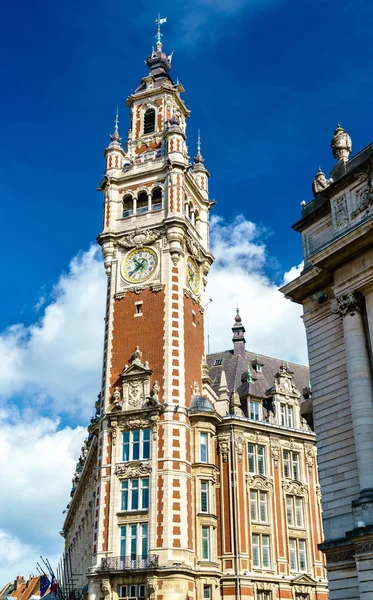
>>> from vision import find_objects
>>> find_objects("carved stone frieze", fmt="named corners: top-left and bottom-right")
top-left (128, 380), bottom-right (144, 407)
top-left (118, 226), bottom-right (164, 249)
top-left (246, 474), bottom-right (273, 493)
top-left (255, 582), bottom-right (276, 592)
top-left (331, 291), bottom-right (364, 316)
top-left (282, 480), bottom-right (308, 499)
top-left (333, 195), bottom-right (349, 227)
top-left (218, 436), bottom-right (230, 462)
top-left (354, 539), bottom-right (373, 555)
top-left (115, 460), bottom-right (152, 478)
top-left (283, 438), bottom-right (302, 452)
top-left (325, 548), bottom-right (355, 564)
top-left (248, 430), bottom-right (267, 445)
top-left (185, 235), bottom-right (204, 264)
top-left (351, 183), bottom-right (373, 219)
top-left (118, 283), bottom-right (163, 296)
top-left (315, 484), bottom-right (322, 503)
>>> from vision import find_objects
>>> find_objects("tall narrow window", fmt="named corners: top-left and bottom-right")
top-left (151, 188), bottom-right (162, 211)
top-left (143, 108), bottom-right (156, 134)
top-left (122, 196), bottom-right (133, 218)
top-left (201, 481), bottom-right (209, 513)
top-left (287, 406), bottom-right (293, 428)
top-left (137, 192), bottom-right (148, 215)
top-left (249, 400), bottom-right (260, 421)
top-left (202, 526), bottom-right (211, 560)
top-left (252, 534), bottom-right (271, 568)
top-left (203, 586), bottom-right (212, 600)
top-left (286, 496), bottom-right (304, 528)
top-left (283, 451), bottom-right (300, 480)
top-left (248, 445), bottom-right (266, 475)
top-left (200, 432), bottom-right (208, 463)
top-left (120, 478), bottom-right (149, 512)
top-left (289, 538), bottom-right (307, 572)
top-left (250, 490), bottom-right (268, 523)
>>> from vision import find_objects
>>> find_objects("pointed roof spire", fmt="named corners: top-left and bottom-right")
top-left (232, 307), bottom-right (246, 356)
top-left (194, 129), bottom-right (205, 164)
top-left (145, 16), bottom-right (173, 83)
top-left (109, 108), bottom-right (121, 144)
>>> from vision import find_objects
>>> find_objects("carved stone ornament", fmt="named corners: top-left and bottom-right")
top-left (255, 582), bottom-right (276, 592)
top-left (351, 183), bottom-right (373, 219)
top-left (100, 580), bottom-right (111, 598)
top-left (247, 474), bottom-right (273, 493)
top-left (304, 445), bottom-right (315, 473)
top-left (128, 380), bottom-right (144, 407)
top-left (115, 460), bottom-right (152, 478)
top-left (119, 415), bottom-right (159, 439)
top-left (147, 578), bottom-right (157, 600)
top-left (218, 436), bottom-right (230, 462)
top-left (117, 283), bottom-right (163, 296)
top-left (312, 167), bottom-right (330, 197)
top-left (315, 484), bottom-right (322, 503)
top-left (270, 437), bottom-right (281, 469)
top-left (331, 291), bottom-right (363, 316)
top-left (283, 438), bottom-right (302, 452)
top-left (325, 548), bottom-right (355, 564)
top-left (249, 430), bottom-right (267, 445)
top-left (118, 226), bottom-right (164, 249)
top-left (110, 420), bottom-right (118, 446)
top-left (354, 539), bottom-right (373, 555)
top-left (185, 235), bottom-right (204, 263)
top-left (235, 435), bottom-right (245, 462)
top-left (333, 195), bottom-right (349, 227)
top-left (282, 480), bottom-right (309, 500)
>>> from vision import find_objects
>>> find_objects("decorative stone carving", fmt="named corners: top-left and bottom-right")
top-left (331, 124), bottom-right (352, 162)
top-left (132, 346), bottom-right (142, 365)
top-left (312, 167), bottom-right (330, 197)
top-left (128, 380), bottom-right (144, 407)
top-left (118, 226), bottom-right (163, 249)
top-left (249, 430), bottom-right (267, 445)
top-left (147, 380), bottom-right (160, 405)
top-left (354, 539), bottom-right (373, 554)
top-left (218, 436), bottom-right (230, 462)
top-left (326, 548), bottom-right (354, 564)
top-left (270, 437), bottom-right (281, 468)
top-left (255, 582), bottom-right (275, 592)
top-left (185, 235), bottom-right (204, 263)
top-left (282, 480), bottom-right (308, 499)
top-left (247, 474), bottom-right (273, 492)
top-left (351, 183), bottom-right (373, 219)
top-left (229, 389), bottom-right (244, 417)
top-left (100, 579), bottom-right (111, 598)
top-left (112, 387), bottom-right (121, 408)
top-left (283, 438), bottom-right (302, 451)
top-left (333, 195), bottom-right (349, 227)
top-left (118, 415), bottom-right (159, 439)
top-left (235, 435), bottom-right (244, 462)
top-left (315, 484), bottom-right (322, 503)
top-left (331, 291), bottom-right (364, 316)
top-left (304, 444), bottom-right (315, 473)
top-left (115, 460), bottom-right (152, 478)
top-left (110, 420), bottom-right (118, 446)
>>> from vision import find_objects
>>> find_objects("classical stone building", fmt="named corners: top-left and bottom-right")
top-left (60, 24), bottom-right (328, 600)
top-left (281, 126), bottom-right (373, 599)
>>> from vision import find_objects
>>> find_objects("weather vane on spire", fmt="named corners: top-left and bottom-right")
top-left (155, 13), bottom-right (167, 49)
top-left (114, 107), bottom-right (119, 134)
top-left (197, 129), bottom-right (201, 154)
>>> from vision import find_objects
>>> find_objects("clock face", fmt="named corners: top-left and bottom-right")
top-left (186, 256), bottom-right (200, 294)
top-left (122, 247), bottom-right (158, 283)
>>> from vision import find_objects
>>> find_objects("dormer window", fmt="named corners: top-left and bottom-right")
top-left (144, 108), bottom-right (156, 134)
top-left (213, 358), bottom-right (222, 366)
top-left (255, 365), bottom-right (262, 373)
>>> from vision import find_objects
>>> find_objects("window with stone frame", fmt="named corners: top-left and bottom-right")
top-left (119, 585), bottom-right (146, 600)
top-left (289, 538), bottom-right (308, 572)
top-left (201, 525), bottom-right (211, 560)
top-left (257, 592), bottom-right (271, 600)
top-left (248, 444), bottom-right (266, 475)
top-left (252, 533), bottom-right (271, 569)
top-left (122, 429), bottom-right (151, 462)
top-left (200, 480), bottom-right (210, 513)
top-left (143, 108), bottom-right (156, 134)
top-left (280, 404), bottom-right (294, 427)
top-left (250, 490), bottom-right (269, 523)
top-left (120, 477), bottom-right (149, 511)
top-left (119, 523), bottom-right (148, 560)
top-left (203, 585), bottom-right (212, 600)
top-left (283, 450), bottom-right (300, 480)
top-left (286, 495), bottom-right (304, 528)
top-left (249, 400), bottom-right (261, 421)
top-left (200, 432), bottom-right (208, 463)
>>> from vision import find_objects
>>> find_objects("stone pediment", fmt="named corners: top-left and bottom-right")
top-left (291, 574), bottom-right (316, 585)
top-left (120, 363), bottom-right (153, 380)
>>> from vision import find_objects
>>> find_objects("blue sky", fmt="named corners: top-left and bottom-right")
top-left (1, 0), bottom-right (372, 584)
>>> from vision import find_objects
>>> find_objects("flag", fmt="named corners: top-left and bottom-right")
top-left (159, 17), bottom-right (167, 24)
top-left (40, 576), bottom-right (50, 598)
top-left (50, 577), bottom-right (58, 596)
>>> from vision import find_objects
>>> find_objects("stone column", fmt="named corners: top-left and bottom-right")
top-left (331, 291), bottom-right (373, 504)
top-left (363, 288), bottom-right (373, 359)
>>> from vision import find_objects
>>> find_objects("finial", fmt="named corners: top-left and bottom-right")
top-left (110, 108), bottom-right (121, 143)
top-left (194, 129), bottom-right (204, 164)
top-left (312, 166), bottom-right (329, 197)
top-left (331, 123), bottom-right (352, 163)
top-left (155, 14), bottom-right (167, 50)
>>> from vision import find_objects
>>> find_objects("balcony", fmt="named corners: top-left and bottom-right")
top-left (99, 555), bottom-right (159, 571)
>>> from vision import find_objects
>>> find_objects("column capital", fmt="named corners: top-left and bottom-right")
top-left (330, 291), bottom-right (364, 316)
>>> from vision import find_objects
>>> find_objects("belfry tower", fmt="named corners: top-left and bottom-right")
top-left (83, 18), bottom-right (215, 600)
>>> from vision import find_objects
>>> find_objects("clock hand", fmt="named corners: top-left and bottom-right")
top-left (129, 262), bottom-right (144, 276)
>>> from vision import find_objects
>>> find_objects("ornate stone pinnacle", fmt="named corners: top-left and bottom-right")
top-left (312, 167), bottom-right (330, 197)
top-left (331, 124), bottom-right (352, 162)
top-left (330, 291), bottom-right (363, 316)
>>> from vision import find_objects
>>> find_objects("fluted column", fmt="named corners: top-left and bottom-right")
top-left (331, 291), bottom-right (373, 502)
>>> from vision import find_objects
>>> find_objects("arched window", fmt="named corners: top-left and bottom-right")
top-left (143, 109), bottom-right (156, 134)
top-left (122, 196), bottom-right (133, 218)
top-left (137, 192), bottom-right (148, 215)
top-left (152, 188), bottom-right (162, 211)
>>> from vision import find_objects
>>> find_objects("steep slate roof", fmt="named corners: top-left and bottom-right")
top-left (206, 349), bottom-right (309, 402)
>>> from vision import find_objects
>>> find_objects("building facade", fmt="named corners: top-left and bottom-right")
top-left (61, 28), bottom-right (328, 600)
top-left (281, 127), bottom-right (373, 599)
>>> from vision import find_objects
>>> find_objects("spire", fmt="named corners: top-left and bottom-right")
top-left (229, 389), bottom-right (244, 417)
top-left (218, 370), bottom-right (230, 402)
top-left (194, 129), bottom-right (204, 164)
top-left (146, 16), bottom-right (173, 82)
top-left (232, 307), bottom-right (246, 356)
top-left (109, 108), bottom-right (121, 144)
top-left (155, 14), bottom-right (167, 51)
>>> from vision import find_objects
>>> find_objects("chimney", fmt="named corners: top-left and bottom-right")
top-left (232, 308), bottom-right (246, 356)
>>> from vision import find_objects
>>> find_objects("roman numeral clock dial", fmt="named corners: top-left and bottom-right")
top-left (186, 256), bottom-right (200, 294)
top-left (122, 247), bottom-right (158, 283)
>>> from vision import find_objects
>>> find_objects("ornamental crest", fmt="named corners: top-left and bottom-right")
top-left (246, 474), bottom-right (273, 493)
top-left (115, 460), bottom-right (152, 478)
top-left (218, 436), bottom-right (230, 462)
top-left (118, 226), bottom-right (164, 249)
top-left (282, 480), bottom-right (308, 499)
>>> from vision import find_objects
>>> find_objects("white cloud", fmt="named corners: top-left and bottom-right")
top-left (206, 215), bottom-right (307, 364)
top-left (282, 261), bottom-right (304, 285)
top-left (0, 246), bottom-right (106, 419)
top-left (0, 411), bottom-right (85, 584)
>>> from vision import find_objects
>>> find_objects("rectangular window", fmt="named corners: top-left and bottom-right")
top-left (280, 405), bottom-right (294, 427)
top-left (286, 496), bottom-right (304, 528)
top-left (119, 523), bottom-right (148, 559)
top-left (203, 586), bottom-right (212, 600)
top-left (280, 405), bottom-right (286, 426)
top-left (257, 593), bottom-right (271, 600)
top-left (120, 478), bottom-right (149, 512)
top-left (250, 400), bottom-right (260, 421)
top-left (119, 585), bottom-right (146, 600)
top-left (250, 490), bottom-right (268, 523)
top-left (248, 444), bottom-right (266, 475)
top-left (202, 526), bottom-right (211, 560)
top-left (252, 534), bottom-right (271, 569)
top-left (122, 429), bottom-right (151, 462)
top-left (289, 538), bottom-right (307, 572)
top-left (287, 406), bottom-right (293, 428)
top-left (134, 302), bottom-right (143, 316)
top-left (200, 433), bottom-right (208, 463)
top-left (201, 481), bottom-right (209, 513)
top-left (283, 451), bottom-right (300, 480)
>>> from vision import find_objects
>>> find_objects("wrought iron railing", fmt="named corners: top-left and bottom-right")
top-left (99, 555), bottom-right (159, 571)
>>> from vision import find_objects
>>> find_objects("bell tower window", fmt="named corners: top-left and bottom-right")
top-left (123, 196), bottom-right (133, 218)
top-left (143, 109), bottom-right (156, 134)
top-left (152, 188), bottom-right (162, 211)
top-left (137, 192), bottom-right (148, 215)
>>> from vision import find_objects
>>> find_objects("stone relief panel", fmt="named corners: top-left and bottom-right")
top-left (282, 480), bottom-right (309, 500)
top-left (331, 194), bottom-right (349, 230)
top-left (115, 460), bottom-right (152, 478)
top-left (246, 474), bottom-right (274, 493)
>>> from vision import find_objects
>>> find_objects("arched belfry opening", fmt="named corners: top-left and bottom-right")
top-left (144, 108), bottom-right (156, 134)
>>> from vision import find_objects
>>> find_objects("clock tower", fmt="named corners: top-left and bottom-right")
top-left (91, 18), bottom-right (216, 600)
